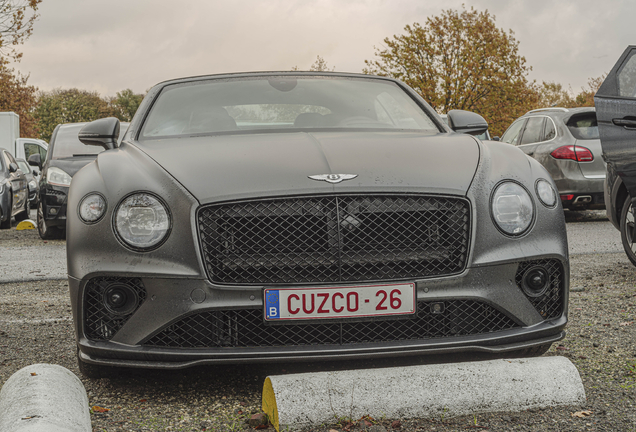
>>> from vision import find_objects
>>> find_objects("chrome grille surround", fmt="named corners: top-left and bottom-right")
top-left (197, 195), bottom-right (471, 285)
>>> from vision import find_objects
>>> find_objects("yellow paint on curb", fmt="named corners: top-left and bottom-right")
top-left (16, 219), bottom-right (36, 230)
top-left (262, 377), bottom-right (280, 432)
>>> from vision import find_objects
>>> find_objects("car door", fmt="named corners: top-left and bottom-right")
top-left (2, 150), bottom-right (27, 214)
top-left (595, 45), bottom-right (636, 199)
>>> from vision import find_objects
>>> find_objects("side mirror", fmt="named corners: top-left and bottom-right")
top-left (492, 136), bottom-right (501, 142)
top-left (33, 169), bottom-right (40, 176)
top-left (78, 117), bottom-right (121, 150)
top-left (8, 163), bottom-right (18, 173)
top-left (28, 153), bottom-right (41, 168)
top-left (446, 110), bottom-right (489, 136)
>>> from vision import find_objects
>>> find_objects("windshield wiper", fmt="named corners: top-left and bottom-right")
top-left (71, 154), bottom-right (99, 157)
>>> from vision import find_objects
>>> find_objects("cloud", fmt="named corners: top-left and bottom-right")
top-left (11, 0), bottom-right (634, 97)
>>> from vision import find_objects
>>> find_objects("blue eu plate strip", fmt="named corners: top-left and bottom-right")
top-left (265, 290), bottom-right (280, 319)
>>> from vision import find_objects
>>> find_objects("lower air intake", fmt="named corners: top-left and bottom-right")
top-left (144, 300), bottom-right (518, 348)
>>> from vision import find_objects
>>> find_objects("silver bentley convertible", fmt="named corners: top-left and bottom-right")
top-left (67, 72), bottom-right (569, 377)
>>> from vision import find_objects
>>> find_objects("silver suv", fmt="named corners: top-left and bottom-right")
top-left (500, 107), bottom-right (605, 210)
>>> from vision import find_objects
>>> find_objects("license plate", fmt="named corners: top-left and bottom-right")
top-left (264, 283), bottom-right (415, 321)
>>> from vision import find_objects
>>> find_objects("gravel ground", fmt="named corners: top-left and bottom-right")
top-left (0, 220), bottom-right (635, 431)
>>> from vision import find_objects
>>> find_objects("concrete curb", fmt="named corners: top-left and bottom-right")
top-left (0, 364), bottom-right (91, 432)
top-left (262, 357), bottom-right (586, 431)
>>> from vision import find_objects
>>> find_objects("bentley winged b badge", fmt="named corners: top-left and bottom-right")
top-left (308, 174), bottom-right (358, 184)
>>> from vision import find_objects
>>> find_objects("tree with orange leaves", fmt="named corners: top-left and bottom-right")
top-left (363, 6), bottom-right (538, 136)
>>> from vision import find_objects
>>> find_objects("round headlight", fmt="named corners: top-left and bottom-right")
top-left (114, 193), bottom-right (171, 250)
top-left (536, 179), bottom-right (557, 207)
top-left (491, 181), bottom-right (534, 235)
top-left (79, 193), bottom-right (107, 223)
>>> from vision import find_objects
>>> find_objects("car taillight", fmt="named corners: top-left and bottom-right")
top-left (550, 145), bottom-right (594, 162)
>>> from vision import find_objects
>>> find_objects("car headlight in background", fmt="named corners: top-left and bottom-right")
top-left (535, 179), bottom-right (557, 208)
top-left (79, 193), bottom-right (107, 223)
top-left (114, 193), bottom-right (171, 250)
top-left (47, 167), bottom-right (72, 186)
top-left (28, 180), bottom-right (37, 191)
top-left (491, 181), bottom-right (534, 235)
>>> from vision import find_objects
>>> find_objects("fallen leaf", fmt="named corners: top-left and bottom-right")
top-left (556, 346), bottom-right (569, 351)
top-left (571, 410), bottom-right (592, 418)
top-left (139, 399), bottom-right (147, 402)
top-left (30, 372), bottom-right (37, 376)
top-left (92, 406), bottom-right (110, 413)
top-left (620, 322), bottom-right (633, 326)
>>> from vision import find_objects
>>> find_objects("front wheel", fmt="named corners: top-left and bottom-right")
top-left (37, 201), bottom-right (61, 240)
top-left (620, 195), bottom-right (636, 267)
top-left (0, 196), bottom-right (11, 229)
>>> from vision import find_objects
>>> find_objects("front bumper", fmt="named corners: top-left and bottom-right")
top-left (71, 257), bottom-right (569, 369)
top-left (41, 185), bottom-right (68, 228)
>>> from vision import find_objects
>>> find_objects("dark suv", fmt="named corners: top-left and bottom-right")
top-left (500, 107), bottom-right (605, 210)
top-left (29, 122), bottom-right (128, 239)
top-left (595, 45), bottom-right (636, 266)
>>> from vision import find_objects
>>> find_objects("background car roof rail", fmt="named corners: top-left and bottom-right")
top-left (525, 107), bottom-right (570, 115)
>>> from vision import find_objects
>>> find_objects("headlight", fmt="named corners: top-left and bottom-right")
top-left (536, 179), bottom-right (557, 207)
top-left (28, 180), bottom-right (37, 190)
top-left (114, 193), bottom-right (171, 250)
top-left (79, 193), bottom-right (107, 223)
top-left (47, 167), bottom-right (72, 186)
top-left (491, 181), bottom-right (534, 235)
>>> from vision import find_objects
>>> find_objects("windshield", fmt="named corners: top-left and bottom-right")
top-left (17, 161), bottom-right (30, 175)
top-left (141, 76), bottom-right (439, 139)
top-left (52, 123), bottom-right (130, 159)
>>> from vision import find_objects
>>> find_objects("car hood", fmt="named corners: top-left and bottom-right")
top-left (49, 157), bottom-right (97, 179)
top-left (133, 131), bottom-right (481, 204)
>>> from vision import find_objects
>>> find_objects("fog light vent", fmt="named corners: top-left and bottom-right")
top-left (515, 259), bottom-right (564, 320)
top-left (84, 277), bottom-right (146, 341)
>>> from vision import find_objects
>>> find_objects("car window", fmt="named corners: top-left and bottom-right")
top-left (4, 150), bottom-right (17, 166)
top-left (520, 117), bottom-right (545, 145)
top-left (618, 52), bottom-right (636, 98)
top-left (543, 118), bottom-right (557, 141)
top-left (23, 143), bottom-right (40, 161)
top-left (38, 145), bottom-right (47, 161)
top-left (567, 113), bottom-right (599, 140)
top-left (501, 119), bottom-right (525, 145)
top-left (141, 76), bottom-right (439, 138)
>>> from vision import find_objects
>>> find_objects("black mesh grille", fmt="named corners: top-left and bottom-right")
top-left (143, 300), bottom-right (517, 348)
top-left (47, 189), bottom-right (66, 196)
top-left (84, 277), bottom-right (146, 341)
top-left (198, 195), bottom-right (470, 285)
top-left (515, 259), bottom-right (564, 320)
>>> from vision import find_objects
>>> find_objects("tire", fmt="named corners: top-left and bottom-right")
top-left (37, 201), bottom-right (61, 240)
top-left (15, 197), bottom-right (30, 222)
top-left (619, 194), bottom-right (636, 267)
top-left (77, 349), bottom-right (120, 379)
top-left (0, 196), bottom-right (11, 229)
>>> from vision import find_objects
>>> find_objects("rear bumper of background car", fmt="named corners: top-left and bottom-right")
top-left (71, 256), bottom-right (569, 369)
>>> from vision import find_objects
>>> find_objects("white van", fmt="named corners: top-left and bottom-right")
top-left (0, 112), bottom-right (48, 162)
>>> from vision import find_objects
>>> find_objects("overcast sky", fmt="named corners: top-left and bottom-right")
top-left (9, 0), bottom-right (635, 97)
